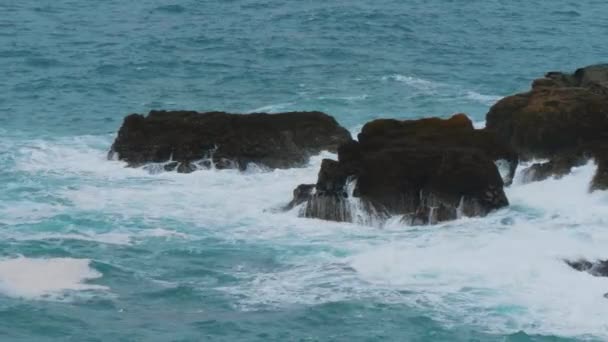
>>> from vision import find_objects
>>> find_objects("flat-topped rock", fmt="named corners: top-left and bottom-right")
top-left (109, 110), bottom-right (352, 171)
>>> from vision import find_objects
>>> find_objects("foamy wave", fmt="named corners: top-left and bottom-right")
top-left (473, 120), bottom-right (486, 129)
top-left (7, 131), bottom-right (608, 338)
top-left (0, 201), bottom-right (66, 225)
top-left (222, 262), bottom-right (365, 309)
top-left (218, 162), bottom-right (608, 338)
top-left (9, 231), bottom-right (133, 246)
top-left (382, 74), bottom-right (439, 91)
top-left (247, 102), bottom-right (294, 113)
top-left (13, 135), bottom-right (137, 178)
top-left (0, 257), bottom-right (107, 300)
top-left (381, 74), bottom-right (502, 106)
top-left (317, 94), bottom-right (369, 102)
top-left (346, 163), bottom-right (608, 338)
top-left (0, 228), bottom-right (193, 249)
top-left (465, 91), bottom-right (503, 105)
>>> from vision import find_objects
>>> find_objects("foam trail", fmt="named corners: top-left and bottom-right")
top-left (382, 74), bottom-right (440, 92)
top-left (0, 257), bottom-right (107, 300)
top-left (382, 74), bottom-right (502, 106)
top-left (465, 91), bottom-right (503, 105)
top-left (247, 102), bottom-right (294, 113)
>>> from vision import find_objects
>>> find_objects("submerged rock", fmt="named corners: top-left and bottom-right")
top-left (566, 259), bottom-right (608, 277)
top-left (288, 114), bottom-right (513, 225)
top-left (109, 110), bottom-right (352, 172)
top-left (485, 64), bottom-right (608, 189)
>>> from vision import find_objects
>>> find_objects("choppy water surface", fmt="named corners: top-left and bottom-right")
top-left (1, 1), bottom-right (608, 341)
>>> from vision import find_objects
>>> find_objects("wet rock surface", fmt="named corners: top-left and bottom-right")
top-left (110, 110), bottom-right (352, 172)
top-left (486, 64), bottom-right (608, 189)
top-left (289, 114), bottom-right (512, 225)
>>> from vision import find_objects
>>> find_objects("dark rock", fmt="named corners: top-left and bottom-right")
top-left (353, 113), bottom-right (518, 185)
top-left (290, 114), bottom-right (512, 225)
top-left (486, 88), bottom-right (608, 160)
top-left (316, 159), bottom-right (350, 195)
top-left (591, 151), bottom-right (608, 191)
top-left (520, 151), bottom-right (588, 182)
top-left (532, 64), bottom-right (608, 90)
top-left (163, 161), bottom-right (179, 172)
top-left (302, 193), bottom-right (352, 222)
top-left (176, 161), bottom-right (197, 173)
top-left (566, 259), bottom-right (608, 277)
top-left (109, 110), bottom-right (352, 172)
top-left (574, 64), bottom-right (608, 88)
top-left (284, 184), bottom-right (315, 211)
top-left (486, 64), bottom-right (608, 189)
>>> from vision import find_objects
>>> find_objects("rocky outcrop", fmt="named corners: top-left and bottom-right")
top-left (485, 64), bottom-right (608, 188)
top-left (288, 114), bottom-right (514, 225)
top-left (109, 110), bottom-right (352, 171)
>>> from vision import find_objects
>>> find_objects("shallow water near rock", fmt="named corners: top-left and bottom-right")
top-left (2, 0), bottom-right (608, 341)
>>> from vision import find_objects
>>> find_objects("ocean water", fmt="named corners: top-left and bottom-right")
top-left (1, 0), bottom-right (608, 341)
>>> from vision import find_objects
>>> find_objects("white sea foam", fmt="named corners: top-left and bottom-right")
top-left (473, 120), bottom-right (486, 129)
top-left (14, 135), bottom-right (141, 179)
top-left (0, 257), bottom-right (107, 300)
top-left (220, 161), bottom-right (608, 338)
top-left (1, 228), bottom-right (192, 246)
top-left (382, 74), bottom-right (502, 106)
top-left (465, 91), bottom-right (503, 105)
top-left (9, 231), bottom-right (133, 245)
top-left (0, 201), bottom-right (66, 225)
top-left (8, 134), bottom-right (608, 338)
top-left (382, 74), bottom-right (440, 92)
top-left (349, 162), bottom-right (608, 337)
top-left (247, 102), bottom-right (294, 113)
top-left (317, 94), bottom-right (369, 101)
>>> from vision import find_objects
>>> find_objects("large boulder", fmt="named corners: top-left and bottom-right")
top-left (288, 114), bottom-right (513, 225)
top-left (485, 64), bottom-right (608, 188)
top-left (109, 110), bottom-right (352, 171)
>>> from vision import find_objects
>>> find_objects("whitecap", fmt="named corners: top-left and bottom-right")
top-left (382, 74), bottom-right (440, 92)
top-left (247, 102), bottom-right (294, 113)
top-left (465, 91), bottom-right (503, 105)
top-left (7, 231), bottom-right (134, 246)
top-left (472, 120), bottom-right (486, 129)
top-left (0, 257), bottom-right (107, 300)
top-left (317, 94), bottom-right (369, 102)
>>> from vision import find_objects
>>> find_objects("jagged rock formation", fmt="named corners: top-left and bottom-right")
top-left (288, 114), bottom-right (514, 225)
top-left (109, 110), bottom-right (352, 171)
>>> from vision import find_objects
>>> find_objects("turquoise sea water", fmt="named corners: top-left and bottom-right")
top-left (2, 1), bottom-right (608, 341)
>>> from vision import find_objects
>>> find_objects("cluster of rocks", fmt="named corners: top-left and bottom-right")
top-left (109, 64), bottom-right (608, 226)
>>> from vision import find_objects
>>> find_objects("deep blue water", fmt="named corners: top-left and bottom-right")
top-left (2, 1), bottom-right (608, 341)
